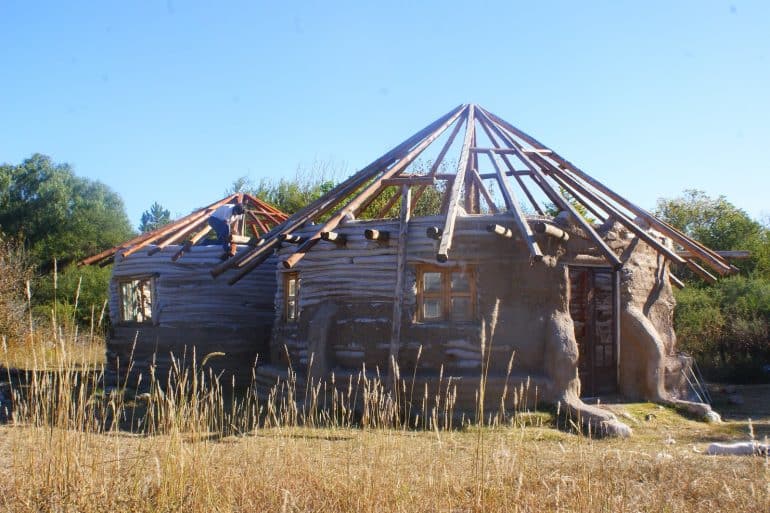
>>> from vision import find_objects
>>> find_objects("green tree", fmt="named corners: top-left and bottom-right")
top-left (654, 189), bottom-right (770, 277)
top-left (0, 154), bottom-right (135, 268)
top-left (139, 202), bottom-right (172, 233)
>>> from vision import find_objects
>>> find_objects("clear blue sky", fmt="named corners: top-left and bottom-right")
top-left (1, 1), bottom-right (768, 228)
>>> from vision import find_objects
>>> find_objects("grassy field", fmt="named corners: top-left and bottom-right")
top-left (0, 347), bottom-right (768, 513)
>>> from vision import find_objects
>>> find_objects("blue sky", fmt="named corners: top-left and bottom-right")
top-left (1, 1), bottom-right (768, 228)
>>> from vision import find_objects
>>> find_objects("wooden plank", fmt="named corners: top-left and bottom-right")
top-left (485, 143), bottom-right (543, 261)
top-left (437, 105), bottom-right (476, 262)
top-left (282, 105), bottom-right (468, 269)
top-left (388, 185), bottom-right (411, 383)
top-left (669, 273), bottom-right (685, 289)
top-left (478, 106), bottom-right (732, 275)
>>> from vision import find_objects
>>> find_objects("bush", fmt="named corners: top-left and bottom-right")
top-left (0, 236), bottom-right (34, 343)
top-left (675, 276), bottom-right (770, 382)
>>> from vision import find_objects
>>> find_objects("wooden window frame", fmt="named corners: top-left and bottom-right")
top-left (283, 271), bottom-right (300, 323)
top-left (415, 264), bottom-right (476, 322)
top-left (117, 275), bottom-right (156, 325)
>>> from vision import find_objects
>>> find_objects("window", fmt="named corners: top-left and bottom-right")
top-left (416, 265), bottom-right (475, 322)
top-left (118, 276), bottom-right (154, 323)
top-left (284, 272), bottom-right (299, 322)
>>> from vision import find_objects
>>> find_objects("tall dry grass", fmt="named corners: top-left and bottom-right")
top-left (0, 253), bottom-right (768, 511)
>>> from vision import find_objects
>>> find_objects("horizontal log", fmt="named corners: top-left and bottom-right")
top-left (426, 226), bottom-right (443, 240)
top-left (230, 234), bottom-right (251, 244)
top-left (364, 229), bottom-right (390, 242)
top-left (381, 176), bottom-right (436, 187)
top-left (321, 231), bottom-right (347, 244)
top-left (533, 222), bottom-right (570, 241)
top-left (280, 234), bottom-right (305, 244)
top-left (479, 170), bottom-right (531, 180)
top-left (486, 224), bottom-right (514, 239)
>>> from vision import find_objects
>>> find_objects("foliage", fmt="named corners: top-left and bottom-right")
top-left (655, 189), bottom-right (770, 277)
top-left (544, 187), bottom-right (595, 223)
top-left (139, 201), bottom-right (172, 233)
top-left (0, 154), bottom-right (135, 269)
top-left (0, 236), bottom-right (34, 343)
top-left (33, 264), bottom-right (112, 326)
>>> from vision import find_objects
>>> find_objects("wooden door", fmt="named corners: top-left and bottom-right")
top-left (569, 267), bottom-right (617, 398)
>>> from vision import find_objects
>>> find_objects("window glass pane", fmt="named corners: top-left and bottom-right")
top-left (287, 277), bottom-right (296, 297)
top-left (423, 299), bottom-right (442, 320)
top-left (451, 272), bottom-right (470, 292)
top-left (451, 297), bottom-right (472, 321)
top-left (287, 300), bottom-right (296, 321)
top-left (423, 272), bottom-right (442, 293)
top-left (120, 278), bottom-right (152, 322)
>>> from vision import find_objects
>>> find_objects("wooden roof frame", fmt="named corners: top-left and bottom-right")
top-left (117, 104), bottom-right (734, 285)
top-left (80, 193), bottom-right (289, 267)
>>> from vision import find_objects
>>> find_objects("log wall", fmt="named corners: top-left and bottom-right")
top-left (108, 244), bottom-right (278, 389)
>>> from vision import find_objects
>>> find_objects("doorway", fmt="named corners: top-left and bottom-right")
top-left (569, 266), bottom-right (618, 398)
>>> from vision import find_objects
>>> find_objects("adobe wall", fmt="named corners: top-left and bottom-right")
top-left (270, 215), bottom-right (584, 411)
top-left (267, 214), bottom-right (714, 434)
top-left (108, 245), bottom-right (277, 390)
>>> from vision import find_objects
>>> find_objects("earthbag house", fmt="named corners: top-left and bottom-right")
top-left (216, 104), bottom-right (733, 436)
top-left (81, 193), bottom-right (288, 388)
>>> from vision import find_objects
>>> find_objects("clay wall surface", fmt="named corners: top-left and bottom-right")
top-left (270, 214), bottom-right (582, 409)
top-left (108, 245), bottom-right (277, 388)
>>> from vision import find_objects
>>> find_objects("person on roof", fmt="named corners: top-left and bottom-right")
top-left (208, 203), bottom-right (245, 252)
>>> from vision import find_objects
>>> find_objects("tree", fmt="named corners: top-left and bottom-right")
top-left (0, 154), bottom-right (135, 268)
top-left (139, 202), bottom-right (171, 233)
top-left (654, 189), bottom-right (770, 277)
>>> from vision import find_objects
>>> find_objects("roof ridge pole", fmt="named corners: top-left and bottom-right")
top-left (436, 104), bottom-right (476, 262)
top-left (476, 112), bottom-right (543, 214)
top-left (479, 106), bottom-right (731, 275)
top-left (481, 111), bottom-right (622, 268)
top-left (213, 104), bottom-right (466, 279)
top-left (281, 105), bottom-right (469, 270)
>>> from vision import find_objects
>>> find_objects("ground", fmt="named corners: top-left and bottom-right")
top-left (0, 388), bottom-right (768, 512)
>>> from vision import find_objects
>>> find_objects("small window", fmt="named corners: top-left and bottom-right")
top-left (118, 277), bottom-right (154, 323)
top-left (417, 265), bottom-right (475, 322)
top-left (284, 272), bottom-right (299, 322)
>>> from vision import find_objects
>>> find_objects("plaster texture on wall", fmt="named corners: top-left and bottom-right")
top-left (108, 244), bottom-right (277, 389)
top-left (264, 214), bottom-right (713, 436)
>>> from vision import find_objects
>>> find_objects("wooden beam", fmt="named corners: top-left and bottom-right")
top-left (479, 111), bottom-right (622, 268)
top-left (669, 273), bottom-right (685, 289)
top-left (484, 141), bottom-right (543, 261)
top-left (364, 229), bottom-right (390, 242)
top-left (381, 176), bottom-right (436, 187)
top-left (281, 105), bottom-right (468, 269)
top-left (437, 105), bottom-right (476, 262)
top-left (487, 224), bottom-right (514, 239)
top-left (79, 194), bottom-right (238, 265)
top-left (476, 114), bottom-right (544, 215)
top-left (533, 222), bottom-right (570, 241)
top-left (388, 185), bottom-right (411, 384)
top-left (676, 249), bottom-right (750, 259)
top-left (219, 104), bottom-right (468, 280)
top-left (548, 168), bottom-right (687, 265)
top-left (147, 217), bottom-right (209, 256)
top-left (478, 171), bottom-right (531, 179)
top-left (320, 231), bottom-right (347, 245)
top-left (469, 168), bottom-right (499, 214)
top-left (479, 106), bottom-right (732, 275)
top-left (426, 226), bottom-right (442, 240)
top-left (685, 258), bottom-right (718, 284)
top-left (171, 225), bottom-right (213, 262)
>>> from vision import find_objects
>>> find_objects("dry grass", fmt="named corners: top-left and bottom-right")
top-left (0, 342), bottom-right (768, 513)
